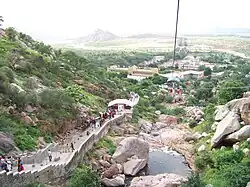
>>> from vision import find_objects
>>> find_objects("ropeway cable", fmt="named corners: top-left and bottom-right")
top-left (172, 0), bottom-right (181, 67)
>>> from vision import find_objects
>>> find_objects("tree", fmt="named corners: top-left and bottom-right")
top-left (0, 16), bottom-right (3, 28)
top-left (199, 65), bottom-right (206, 71)
top-left (204, 67), bottom-right (212, 76)
top-left (0, 16), bottom-right (4, 37)
top-left (5, 27), bottom-right (17, 41)
top-left (217, 80), bottom-right (245, 104)
top-left (195, 82), bottom-right (214, 101)
top-left (68, 165), bottom-right (101, 187)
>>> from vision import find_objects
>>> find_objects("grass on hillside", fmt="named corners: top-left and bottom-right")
top-left (94, 137), bottom-right (116, 155)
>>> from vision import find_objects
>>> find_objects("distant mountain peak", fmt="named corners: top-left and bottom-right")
top-left (74, 29), bottom-right (119, 44)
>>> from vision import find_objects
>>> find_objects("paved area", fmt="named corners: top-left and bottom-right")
top-left (13, 117), bottom-right (117, 172)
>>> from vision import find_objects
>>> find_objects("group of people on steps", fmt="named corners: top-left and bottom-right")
top-left (0, 156), bottom-right (24, 172)
top-left (1, 95), bottom-right (135, 173)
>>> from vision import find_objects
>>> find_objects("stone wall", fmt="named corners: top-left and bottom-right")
top-left (21, 143), bottom-right (57, 165)
top-left (0, 114), bottom-right (126, 187)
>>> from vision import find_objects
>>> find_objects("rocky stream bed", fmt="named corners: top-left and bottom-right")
top-left (91, 114), bottom-right (196, 187)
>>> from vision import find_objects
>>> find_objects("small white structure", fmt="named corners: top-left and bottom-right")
top-left (108, 99), bottom-right (133, 108)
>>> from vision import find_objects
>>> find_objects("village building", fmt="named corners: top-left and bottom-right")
top-left (160, 55), bottom-right (215, 70)
top-left (159, 70), bottom-right (204, 79)
top-left (107, 65), bottom-right (159, 81)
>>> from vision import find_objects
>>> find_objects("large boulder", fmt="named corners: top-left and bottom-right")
top-left (130, 173), bottom-right (187, 187)
top-left (226, 97), bottom-right (250, 112)
top-left (153, 122), bottom-right (168, 131)
top-left (215, 105), bottom-right (230, 121)
top-left (215, 97), bottom-right (250, 122)
top-left (111, 125), bottom-right (125, 136)
top-left (139, 119), bottom-right (152, 134)
top-left (241, 103), bottom-right (250, 125)
top-left (158, 115), bottom-right (178, 125)
top-left (211, 112), bottom-right (241, 148)
top-left (123, 158), bottom-right (147, 176)
top-left (224, 125), bottom-right (250, 143)
top-left (102, 164), bottom-right (120, 179)
top-left (101, 174), bottom-right (125, 187)
top-left (99, 160), bottom-right (111, 168)
top-left (0, 132), bottom-right (18, 153)
top-left (183, 133), bottom-right (199, 142)
top-left (112, 137), bottom-right (149, 163)
top-left (246, 182), bottom-right (250, 187)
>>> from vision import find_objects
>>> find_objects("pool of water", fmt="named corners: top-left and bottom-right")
top-left (124, 148), bottom-right (191, 186)
top-left (146, 149), bottom-right (191, 176)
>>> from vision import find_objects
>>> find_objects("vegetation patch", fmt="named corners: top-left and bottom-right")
top-left (67, 165), bottom-right (101, 187)
top-left (95, 137), bottom-right (117, 155)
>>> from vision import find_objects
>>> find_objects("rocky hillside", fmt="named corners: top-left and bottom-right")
top-left (0, 27), bottom-right (132, 154)
top-left (73, 29), bottom-right (119, 44)
top-left (186, 96), bottom-right (250, 186)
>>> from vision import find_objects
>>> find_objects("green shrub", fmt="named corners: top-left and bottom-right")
top-left (195, 152), bottom-right (214, 170)
top-left (188, 119), bottom-right (197, 128)
top-left (165, 95), bottom-right (173, 103)
top-left (193, 121), bottom-right (212, 133)
top-left (181, 172), bottom-right (206, 187)
top-left (205, 162), bottom-right (250, 187)
top-left (212, 149), bottom-right (244, 168)
top-left (0, 113), bottom-right (44, 151)
top-left (67, 165), bottom-right (101, 187)
top-left (204, 103), bottom-right (216, 122)
top-left (95, 137), bottom-right (116, 155)
top-left (160, 107), bottom-right (185, 116)
top-left (0, 66), bottom-right (15, 82)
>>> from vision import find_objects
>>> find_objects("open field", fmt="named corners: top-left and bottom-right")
top-left (53, 35), bottom-right (250, 56)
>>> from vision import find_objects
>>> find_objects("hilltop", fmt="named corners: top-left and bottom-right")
top-left (73, 29), bottom-right (119, 44)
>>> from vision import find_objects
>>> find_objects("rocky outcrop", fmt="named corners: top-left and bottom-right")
top-left (0, 132), bottom-right (18, 153)
top-left (102, 164), bottom-right (120, 179)
top-left (153, 122), bottom-right (168, 131)
top-left (184, 133), bottom-right (199, 142)
top-left (186, 107), bottom-right (204, 121)
top-left (123, 157), bottom-right (147, 176)
top-left (111, 126), bottom-right (125, 136)
top-left (158, 115), bottom-right (178, 125)
top-left (215, 105), bottom-right (230, 121)
top-left (215, 97), bottom-right (250, 122)
top-left (101, 174), bottom-right (125, 187)
top-left (211, 111), bottom-right (241, 147)
top-left (130, 173), bottom-right (187, 187)
top-left (37, 137), bottom-right (46, 149)
top-left (99, 160), bottom-right (111, 168)
top-left (224, 125), bottom-right (250, 143)
top-left (241, 103), bottom-right (250, 125)
top-left (112, 137), bottom-right (149, 163)
top-left (139, 119), bottom-right (152, 134)
top-left (20, 112), bottom-right (35, 125)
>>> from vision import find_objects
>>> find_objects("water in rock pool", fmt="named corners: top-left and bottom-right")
top-left (147, 149), bottom-right (191, 176)
top-left (124, 148), bottom-right (191, 186)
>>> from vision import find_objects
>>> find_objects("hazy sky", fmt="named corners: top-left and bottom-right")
top-left (1, 0), bottom-right (250, 42)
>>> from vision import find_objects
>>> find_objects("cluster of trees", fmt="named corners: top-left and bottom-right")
top-left (200, 52), bottom-right (245, 64)
top-left (74, 50), bottom-right (157, 68)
